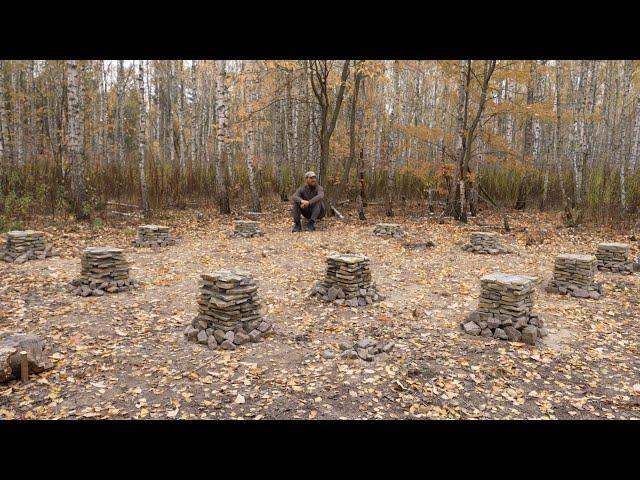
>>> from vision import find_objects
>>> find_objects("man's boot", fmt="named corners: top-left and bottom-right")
top-left (292, 221), bottom-right (302, 232)
top-left (305, 219), bottom-right (316, 231)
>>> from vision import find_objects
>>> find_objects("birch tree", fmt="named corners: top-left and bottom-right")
top-left (215, 60), bottom-right (231, 214)
top-left (138, 61), bottom-right (150, 219)
top-left (243, 61), bottom-right (261, 212)
top-left (66, 60), bottom-right (88, 220)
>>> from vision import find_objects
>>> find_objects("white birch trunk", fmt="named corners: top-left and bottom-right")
top-left (138, 61), bottom-right (150, 218)
top-left (67, 60), bottom-right (87, 220)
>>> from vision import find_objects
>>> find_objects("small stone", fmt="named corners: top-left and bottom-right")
top-left (93, 289), bottom-right (105, 296)
top-left (480, 328), bottom-right (493, 337)
top-left (504, 326), bottom-right (522, 342)
top-left (538, 327), bottom-right (549, 337)
top-left (356, 337), bottom-right (376, 349)
top-left (487, 317), bottom-right (501, 329)
top-left (589, 291), bottom-right (601, 300)
top-left (214, 329), bottom-right (226, 344)
top-left (338, 341), bottom-right (353, 351)
top-left (249, 330), bottom-right (262, 343)
top-left (463, 321), bottom-right (481, 336)
top-left (257, 321), bottom-right (271, 333)
top-left (321, 350), bottom-right (335, 359)
top-left (184, 326), bottom-right (199, 341)
top-left (234, 330), bottom-right (250, 346)
top-left (220, 340), bottom-right (236, 350)
top-left (521, 325), bottom-right (538, 345)
top-left (327, 287), bottom-right (339, 302)
top-left (356, 348), bottom-right (374, 361)
top-left (346, 298), bottom-right (359, 307)
top-left (223, 331), bottom-right (235, 343)
top-left (197, 330), bottom-right (208, 344)
top-left (572, 288), bottom-right (589, 298)
top-left (381, 342), bottom-right (395, 353)
top-left (207, 337), bottom-right (218, 350)
top-left (493, 328), bottom-right (508, 340)
top-left (341, 349), bottom-right (358, 359)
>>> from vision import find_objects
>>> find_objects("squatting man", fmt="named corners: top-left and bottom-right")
top-left (291, 171), bottom-right (325, 232)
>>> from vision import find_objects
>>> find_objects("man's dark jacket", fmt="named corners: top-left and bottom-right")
top-left (292, 184), bottom-right (325, 206)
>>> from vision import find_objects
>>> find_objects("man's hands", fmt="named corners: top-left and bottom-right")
top-left (300, 199), bottom-right (310, 208)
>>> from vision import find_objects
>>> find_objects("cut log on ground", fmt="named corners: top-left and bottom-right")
top-left (0, 333), bottom-right (53, 383)
top-left (331, 206), bottom-right (345, 219)
top-left (109, 211), bottom-right (144, 219)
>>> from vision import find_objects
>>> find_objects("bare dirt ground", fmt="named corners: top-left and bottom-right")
top-left (1, 204), bottom-right (639, 419)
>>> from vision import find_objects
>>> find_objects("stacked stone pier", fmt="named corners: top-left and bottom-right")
top-left (185, 269), bottom-right (272, 350)
top-left (545, 253), bottom-right (603, 299)
top-left (373, 223), bottom-right (405, 238)
top-left (462, 273), bottom-right (545, 345)
top-left (309, 254), bottom-right (384, 307)
top-left (69, 247), bottom-right (139, 297)
top-left (462, 231), bottom-right (509, 254)
top-left (1, 230), bottom-right (58, 263)
top-left (131, 225), bottom-right (175, 248)
top-left (231, 220), bottom-right (264, 238)
top-left (595, 243), bottom-right (637, 274)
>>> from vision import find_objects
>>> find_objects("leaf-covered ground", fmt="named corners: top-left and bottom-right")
top-left (1, 205), bottom-right (639, 419)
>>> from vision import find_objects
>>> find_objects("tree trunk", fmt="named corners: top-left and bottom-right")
top-left (67, 60), bottom-right (89, 220)
top-left (116, 60), bottom-right (125, 166)
top-left (515, 61), bottom-right (537, 211)
top-left (619, 60), bottom-right (633, 210)
top-left (243, 61), bottom-right (261, 212)
top-left (0, 333), bottom-right (52, 383)
top-left (214, 60), bottom-right (231, 214)
top-left (138, 61), bottom-right (150, 219)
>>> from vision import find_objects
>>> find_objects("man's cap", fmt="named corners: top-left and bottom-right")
top-left (305, 171), bottom-right (316, 178)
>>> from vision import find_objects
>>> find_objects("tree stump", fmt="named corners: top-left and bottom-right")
top-left (0, 333), bottom-right (52, 383)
